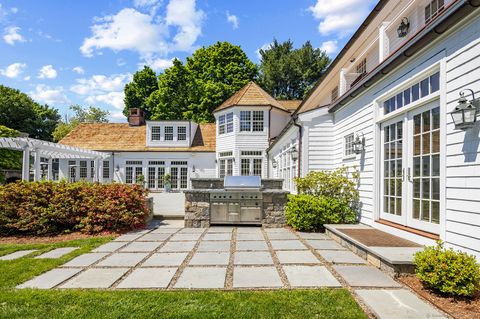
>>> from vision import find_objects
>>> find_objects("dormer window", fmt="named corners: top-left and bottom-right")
top-left (164, 126), bottom-right (173, 141)
top-left (425, 0), bottom-right (445, 23)
top-left (226, 113), bottom-right (233, 133)
top-left (151, 126), bottom-right (161, 141)
top-left (240, 110), bottom-right (264, 132)
top-left (218, 112), bottom-right (233, 135)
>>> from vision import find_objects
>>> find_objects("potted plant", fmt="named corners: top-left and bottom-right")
top-left (136, 174), bottom-right (146, 187)
top-left (163, 173), bottom-right (171, 193)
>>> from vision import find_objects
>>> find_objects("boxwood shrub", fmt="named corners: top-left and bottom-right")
top-left (0, 181), bottom-right (150, 235)
top-left (414, 241), bottom-right (480, 297)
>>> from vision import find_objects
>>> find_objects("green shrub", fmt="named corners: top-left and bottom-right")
top-left (286, 194), bottom-right (353, 231)
top-left (286, 167), bottom-right (359, 231)
top-left (0, 181), bottom-right (150, 235)
top-left (414, 241), bottom-right (480, 297)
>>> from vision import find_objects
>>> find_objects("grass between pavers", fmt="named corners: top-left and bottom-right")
top-left (0, 239), bottom-right (367, 319)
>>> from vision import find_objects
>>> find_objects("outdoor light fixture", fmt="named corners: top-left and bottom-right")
top-left (353, 133), bottom-right (365, 154)
top-left (450, 89), bottom-right (479, 130)
top-left (115, 165), bottom-right (120, 172)
top-left (290, 147), bottom-right (298, 161)
top-left (272, 159), bottom-right (278, 168)
top-left (192, 165), bottom-right (196, 172)
top-left (397, 17), bottom-right (410, 38)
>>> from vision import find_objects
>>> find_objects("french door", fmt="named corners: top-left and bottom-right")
top-left (380, 102), bottom-right (440, 234)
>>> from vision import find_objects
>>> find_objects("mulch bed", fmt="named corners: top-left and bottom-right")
top-left (337, 228), bottom-right (421, 247)
top-left (398, 274), bottom-right (480, 319)
top-left (0, 231), bottom-right (117, 244)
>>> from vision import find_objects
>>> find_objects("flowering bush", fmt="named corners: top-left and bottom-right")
top-left (0, 181), bottom-right (150, 235)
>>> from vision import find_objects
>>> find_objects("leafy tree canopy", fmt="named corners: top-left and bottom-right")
top-left (0, 85), bottom-right (60, 141)
top-left (52, 105), bottom-right (109, 142)
top-left (0, 125), bottom-right (22, 183)
top-left (123, 66), bottom-right (158, 117)
top-left (258, 39), bottom-right (330, 100)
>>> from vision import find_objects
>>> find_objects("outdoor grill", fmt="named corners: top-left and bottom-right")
top-left (210, 176), bottom-right (263, 224)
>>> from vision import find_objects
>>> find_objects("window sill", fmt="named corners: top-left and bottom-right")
top-left (342, 154), bottom-right (357, 161)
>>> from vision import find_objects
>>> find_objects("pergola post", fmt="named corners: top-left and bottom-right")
top-left (47, 157), bottom-right (52, 181)
top-left (94, 158), bottom-right (100, 182)
top-left (22, 147), bottom-right (30, 181)
top-left (34, 150), bottom-right (41, 181)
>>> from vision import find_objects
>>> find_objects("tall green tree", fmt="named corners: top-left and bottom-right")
top-left (0, 125), bottom-right (21, 183)
top-left (123, 66), bottom-right (158, 117)
top-left (52, 105), bottom-right (109, 142)
top-left (258, 39), bottom-right (330, 100)
top-left (0, 85), bottom-right (60, 141)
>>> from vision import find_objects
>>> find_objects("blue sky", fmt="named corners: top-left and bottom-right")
top-left (0, 0), bottom-right (376, 122)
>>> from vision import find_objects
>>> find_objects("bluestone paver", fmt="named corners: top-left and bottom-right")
top-left (0, 250), bottom-right (37, 260)
top-left (174, 267), bottom-right (227, 289)
top-left (150, 228), bottom-right (180, 234)
top-left (60, 268), bottom-right (129, 288)
top-left (114, 234), bottom-right (143, 242)
top-left (92, 242), bottom-right (127, 253)
top-left (170, 233), bottom-right (202, 241)
top-left (236, 227), bottom-right (262, 234)
top-left (178, 228), bottom-right (205, 234)
top-left (96, 253), bottom-right (148, 267)
top-left (368, 247), bottom-right (424, 264)
top-left (264, 228), bottom-right (289, 233)
top-left (234, 251), bottom-right (273, 265)
top-left (236, 240), bottom-right (269, 251)
top-left (283, 266), bottom-right (341, 287)
top-left (237, 233), bottom-right (264, 241)
top-left (35, 247), bottom-right (78, 259)
top-left (318, 250), bottom-right (367, 264)
top-left (267, 232), bottom-right (297, 240)
top-left (117, 268), bottom-right (176, 288)
top-left (17, 268), bottom-right (82, 289)
top-left (142, 253), bottom-right (188, 267)
top-left (270, 240), bottom-right (306, 250)
top-left (119, 241), bottom-right (161, 252)
top-left (207, 227), bottom-right (233, 233)
top-left (61, 252), bottom-right (109, 267)
top-left (197, 241), bottom-right (230, 252)
top-left (203, 233), bottom-right (232, 241)
top-left (356, 289), bottom-right (446, 319)
top-left (334, 265), bottom-right (402, 287)
top-left (233, 266), bottom-right (282, 288)
top-left (276, 250), bottom-right (320, 264)
top-left (297, 232), bottom-right (330, 240)
top-left (138, 233), bottom-right (171, 241)
top-left (189, 252), bottom-right (230, 265)
top-left (307, 240), bottom-right (346, 250)
top-left (159, 241), bottom-right (196, 252)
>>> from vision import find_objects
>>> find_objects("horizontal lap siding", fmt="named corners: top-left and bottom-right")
top-left (306, 112), bottom-right (335, 171)
top-left (444, 14), bottom-right (480, 258)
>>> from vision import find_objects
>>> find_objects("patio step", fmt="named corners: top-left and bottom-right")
top-left (324, 224), bottom-right (424, 275)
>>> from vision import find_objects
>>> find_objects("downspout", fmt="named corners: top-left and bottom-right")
top-left (292, 114), bottom-right (302, 178)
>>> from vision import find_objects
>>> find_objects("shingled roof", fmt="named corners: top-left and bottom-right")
top-left (59, 123), bottom-right (216, 152)
top-left (214, 82), bottom-right (290, 113)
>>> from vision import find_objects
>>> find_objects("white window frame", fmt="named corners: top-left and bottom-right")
top-left (344, 133), bottom-right (355, 158)
top-left (240, 150), bottom-right (263, 176)
top-left (240, 111), bottom-right (264, 132)
top-left (177, 126), bottom-right (187, 141)
top-left (151, 126), bottom-right (161, 141)
top-left (164, 126), bottom-right (174, 141)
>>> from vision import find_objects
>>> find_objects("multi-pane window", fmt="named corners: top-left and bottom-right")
top-left (219, 159), bottom-right (233, 178)
top-left (383, 121), bottom-right (404, 217)
top-left (177, 126), bottom-right (187, 141)
top-left (226, 113), bottom-right (233, 133)
top-left (253, 159), bottom-right (262, 176)
top-left (51, 159), bottom-right (59, 181)
top-left (240, 111), bottom-right (251, 132)
top-left (135, 167), bottom-right (143, 184)
top-left (125, 167), bottom-right (133, 184)
top-left (384, 72), bottom-right (440, 115)
top-left (252, 111), bottom-right (264, 132)
top-left (240, 157), bottom-right (262, 176)
top-left (148, 167), bottom-right (156, 189)
top-left (344, 133), bottom-right (355, 157)
top-left (413, 107), bottom-right (440, 224)
top-left (331, 86), bottom-right (339, 102)
top-left (425, 0), bottom-right (445, 23)
top-left (79, 161), bottom-right (87, 179)
top-left (103, 161), bottom-right (110, 179)
top-left (241, 151), bottom-right (262, 156)
top-left (218, 114), bottom-right (226, 134)
top-left (180, 167), bottom-right (188, 189)
top-left (68, 160), bottom-right (76, 182)
top-left (151, 126), bottom-right (161, 141)
top-left (164, 126), bottom-right (173, 140)
top-left (125, 161), bottom-right (143, 185)
top-left (356, 58), bottom-right (367, 74)
top-left (90, 161), bottom-right (95, 180)
top-left (241, 159), bottom-right (250, 176)
top-left (170, 161), bottom-right (188, 189)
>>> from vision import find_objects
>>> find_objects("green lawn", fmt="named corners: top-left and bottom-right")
top-left (0, 238), bottom-right (367, 319)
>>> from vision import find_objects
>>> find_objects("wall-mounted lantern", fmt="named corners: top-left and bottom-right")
top-left (272, 159), bottom-right (278, 168)
top-left (353, 133), bottom-right (365, 154)
top-left (115, 164), bottom-right (120, 172)
top-left (290, 148), bottom-right (298, 162)
top-left (450, 89), bottom-right (479, 130)
top-left (192, 165), bottom-right (196, 173)
top-left (397, 17), bottom-right (410, 38)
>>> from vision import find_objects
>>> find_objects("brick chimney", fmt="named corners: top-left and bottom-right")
top-left (128, 108), bottom-right (145, 126)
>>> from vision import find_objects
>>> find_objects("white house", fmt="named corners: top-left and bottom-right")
top-left (269, 0), bottom-right (480, 259)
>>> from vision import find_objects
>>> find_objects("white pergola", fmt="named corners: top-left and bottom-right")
top-left (0, 137), bottom-right (109, 181)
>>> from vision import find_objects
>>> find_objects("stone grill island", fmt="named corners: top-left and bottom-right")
top-left (184, 177), bottom-right (289, 228)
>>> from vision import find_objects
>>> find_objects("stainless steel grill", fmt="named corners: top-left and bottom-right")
top-left (210, 176), bottom-right (263, 224)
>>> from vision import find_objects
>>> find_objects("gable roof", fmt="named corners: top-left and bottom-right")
top-left (59, 123), bottom-right (216, 152)
top-left (213, 82), bottom-right (289, 113)
top-left (278, 100), bottom-right (302, 112)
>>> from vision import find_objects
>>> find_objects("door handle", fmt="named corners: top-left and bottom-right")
top-left (407, 167), bottom-right (412, 182)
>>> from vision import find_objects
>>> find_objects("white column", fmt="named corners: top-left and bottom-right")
top-left (378, 22), bottom-right (390, 62)
top-left (34, 150), bottom-right (41, 181)
top-left (22, 148), bottom-right (30, 181)
top-left (47, 158), bottom-right (52, 180)
top-left (95, 158), bottom-right (100, 182)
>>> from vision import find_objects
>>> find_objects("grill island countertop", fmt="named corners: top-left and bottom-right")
top-left (184, 178), bottom-right (289, 228)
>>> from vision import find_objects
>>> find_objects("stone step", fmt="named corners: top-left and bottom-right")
top-left (324, 224), bottom-right (424, 275)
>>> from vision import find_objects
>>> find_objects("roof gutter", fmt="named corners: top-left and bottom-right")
top-left (292, 115), bottom-right (302, 178)
top-left (329, 0), bottom-right (478, 113)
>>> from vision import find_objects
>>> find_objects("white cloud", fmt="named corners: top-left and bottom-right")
top-left (255, 42), bottom-right (272, 60)
top-left (146, 57), bottom-right (174, 71)
top-left (72, 66), bottom-right (85, 74)
top-left (0, 4), bottom-right (18, 21)
top-left (86, 91), bottom-right (125, 110)
top-left (23, 75), bottom-right (31, 81)
top-left (37, 65), bottom-right (58, 79)
top-left (0, 62), bottom-right (26, 78)
top-left (166, 0), bottom-right (204, 51)
top-left (29, 85), bottom-right (70, 105)
top-left (309, 0), bottom-right (373, 36)
top-left (226, 11), bottom-right (239, 29)
top-left (70, 73), bottom-right (131, 95)
top-left (320, 40), bottom-right (339, 55)
top-left (110, 111), bottom-right (127, 121)
top-left (3, 26), bottom-right (25, 45)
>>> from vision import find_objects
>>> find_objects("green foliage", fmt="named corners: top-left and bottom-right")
top-left (0, 125), bottom-right (22, 183)
top-left (286, 168), bottom-right (360, 231)
top-left (414, 241), bottom-right (480, 297)
top-left (0, 181), bottom-right (150, 235)
top-left (258, 39), bottom-right (330, 100)
top-left (52, 105), bottom-right (109, 142)
top-left (123, 66), bottom-right (158, 117)
top-left (0, 85), bottom-right (60, 141)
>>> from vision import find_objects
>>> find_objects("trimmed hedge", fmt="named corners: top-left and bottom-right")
top-left (0, 181), bottom-right (150, 235)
